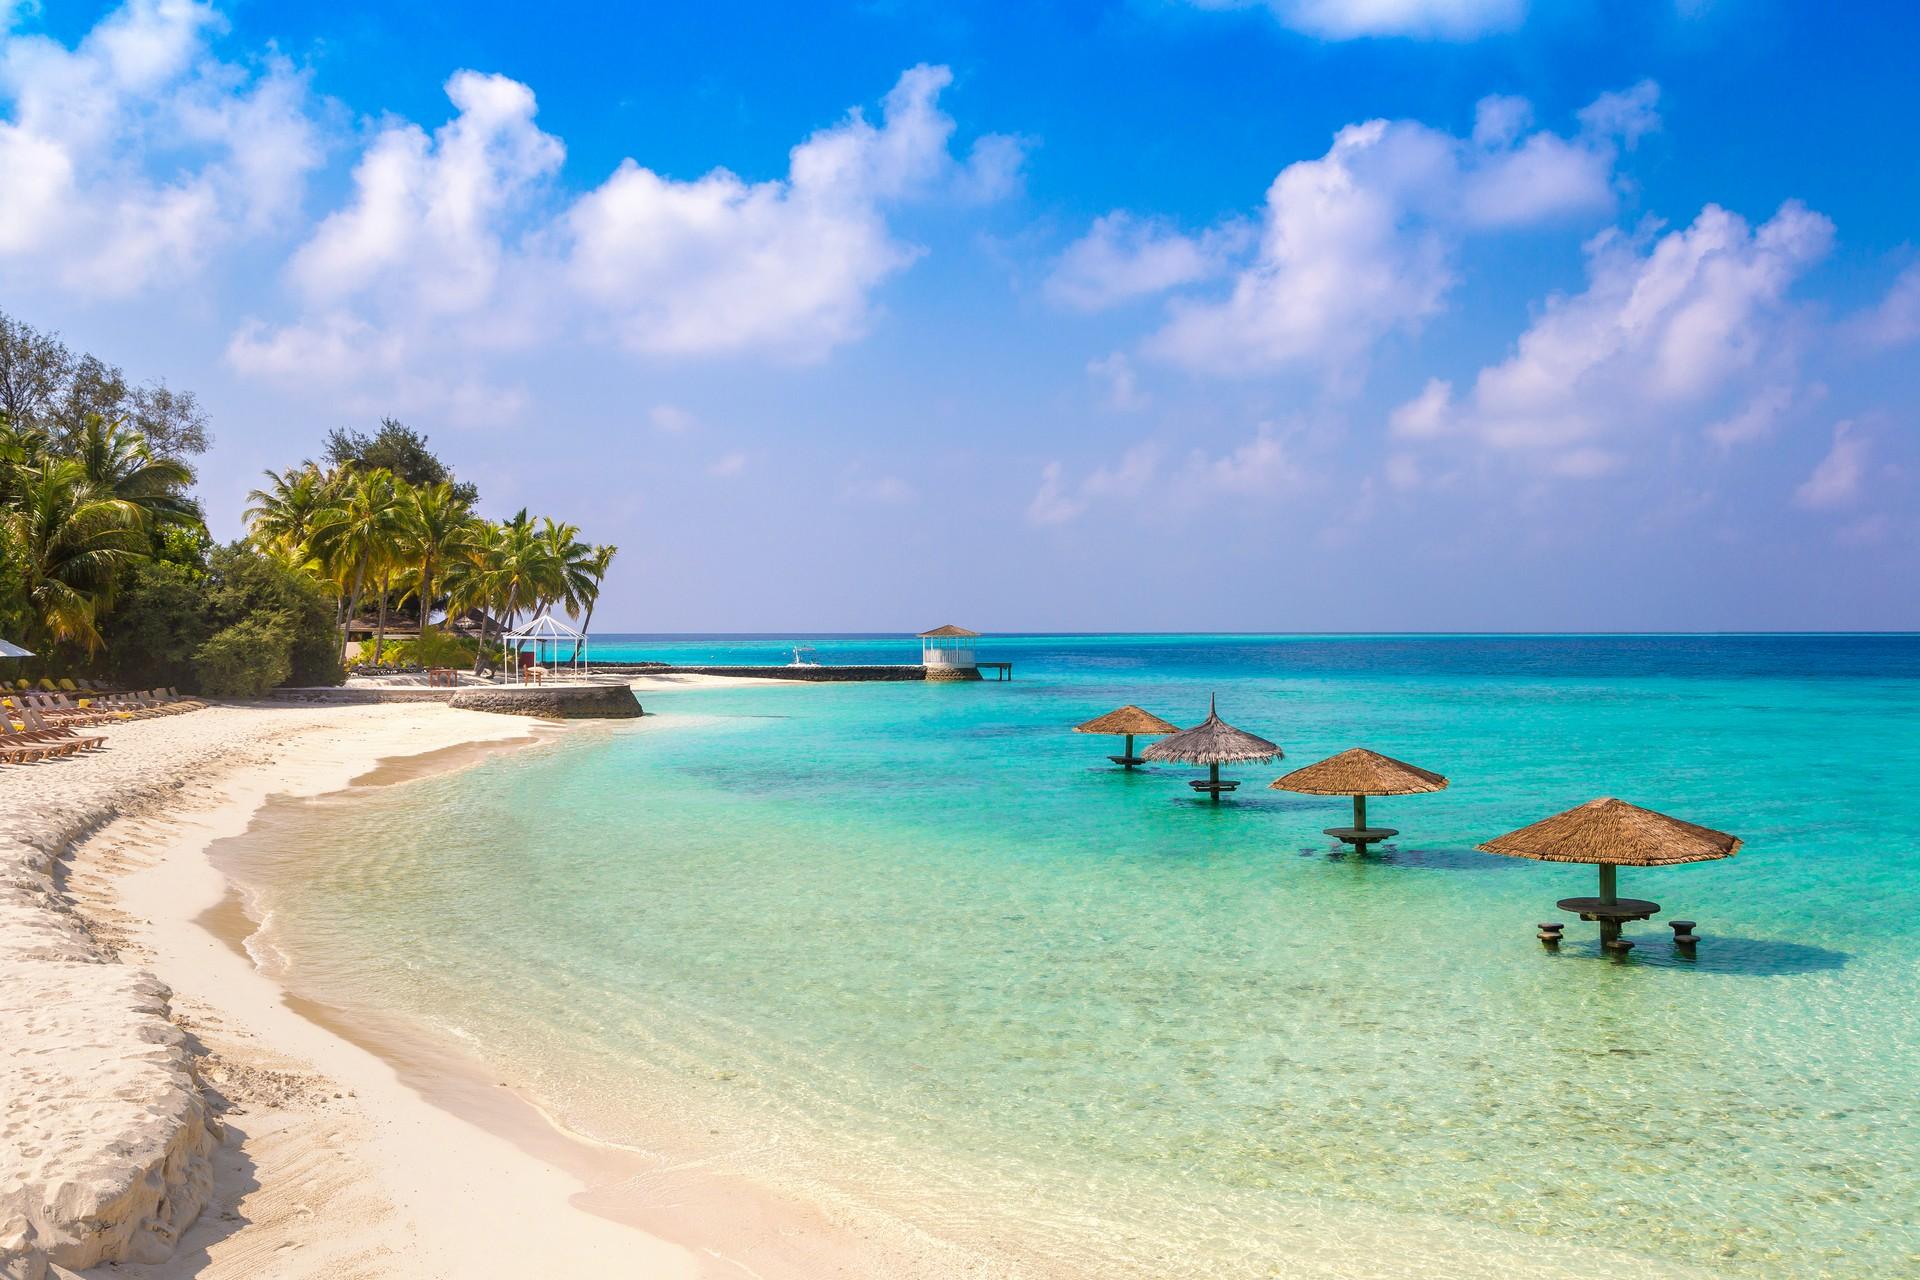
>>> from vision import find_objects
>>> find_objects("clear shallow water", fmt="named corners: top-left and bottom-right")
top-left (228, 636), bottom-right (1920, 1277)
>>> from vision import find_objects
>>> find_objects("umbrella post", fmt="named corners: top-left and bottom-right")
top-left (1124, 733), bottom-right (1135, 767)
top-left (1209, 762), bottom-right (1221, 802)
top-left (1598, 863), bottom-right (1620, 944)
top-left (1353, 794), bottom-right (1366, 830)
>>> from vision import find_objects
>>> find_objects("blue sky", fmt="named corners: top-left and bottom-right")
top-left (3, 0), bottom-right (1915, 631)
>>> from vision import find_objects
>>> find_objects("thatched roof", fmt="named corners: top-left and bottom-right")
top-left (1477, 798), bottom-right (1740, 867)
top-left (1271, 748), bottom-right (1448, 797)
top-left (1141, 697), bottom-right (1281, 765)
top-left (918, 624), bottom-right (981, 638)
top-left (1074, 705), bottom-right (1181, 737)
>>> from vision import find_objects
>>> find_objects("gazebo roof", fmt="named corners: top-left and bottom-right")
top-left (1141, 697), bottom-right (1281, 766)
top-left (1477, 798), bottom-right (1741, 867)
top-left (1074, 705), bottom-right (1181, 736)
top-left (917, 624), bottom-right (981, 638)
top-left (1271, 748), bottom-right (1449, 797)
top-left (508, 610), bottom-right (585, 641)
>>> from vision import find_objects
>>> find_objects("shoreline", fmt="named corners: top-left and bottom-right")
top-left (1, 688), bottom-right (930, 1280)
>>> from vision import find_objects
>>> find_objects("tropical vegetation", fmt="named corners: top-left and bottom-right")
top-left (0, 308), bottom-right (616, 695)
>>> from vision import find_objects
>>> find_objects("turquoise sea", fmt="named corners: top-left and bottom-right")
top-left (225, 635), bottom-right (1920, 1277)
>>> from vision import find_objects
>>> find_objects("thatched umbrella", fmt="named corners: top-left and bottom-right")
top-left (1141, 695), bottom-right (1281, 802)
top-left (1478, 798), bottom-right (1740, 946)
top-left (1074, 705), bottom-right (1181, 769)
top-left (1270, 748), bottom-right (1448, 852)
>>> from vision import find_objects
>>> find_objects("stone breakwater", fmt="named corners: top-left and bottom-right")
top-left (2, 739), bottom-right (225, 1278)
top-left (447, 684), bottom-right (643, 718)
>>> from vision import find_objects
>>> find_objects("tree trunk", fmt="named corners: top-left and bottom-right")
top-left (570, 603), bottom-right (594, 663)
top-left (338, 558), bottom-right (367, 663)
top-left (373, 570), bottom-right (391, 664)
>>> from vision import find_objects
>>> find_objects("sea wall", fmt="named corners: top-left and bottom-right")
top-left (447, 684), bottom-right (643, 718)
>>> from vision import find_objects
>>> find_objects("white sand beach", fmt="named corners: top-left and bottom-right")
top-left (0, 688), bottom-right (930, 1280)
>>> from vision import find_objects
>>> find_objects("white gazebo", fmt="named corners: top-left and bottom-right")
top-left (503, 610), bottom-right (588, 684)
top-left (917, 624), bottom-right (980, 676)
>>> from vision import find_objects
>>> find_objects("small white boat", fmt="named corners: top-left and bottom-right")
top-left (787, 646), bottom-right (820, 668)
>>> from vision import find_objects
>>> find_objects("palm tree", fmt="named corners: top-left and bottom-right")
top-left (397, 481), bottom-right (475, 642)
top-left (309, 468), bottom-right (405, 662)
top-left (72, 414), bottom-right (196, 532)
top-left (537, 518), bottom-right (597, 618)
top-left (442, 519), bottom-right (506, 674)
top-left (244, 464), bottom-right (335, 565)
top-left (0, 459), bottom-right (145, 654)
top-left (568, 543), bottom-right (616, 662)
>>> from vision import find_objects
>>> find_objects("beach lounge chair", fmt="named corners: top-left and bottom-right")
top-left (21, 708), bottom-right (105, 751)
top-left (1, 721), bottom-right (79, 760)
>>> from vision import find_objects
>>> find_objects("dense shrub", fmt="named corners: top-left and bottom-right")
top-left (97, 560), bottom-right (210, 690)
top-left (195, 615), bottom-right (293, 698)
top-left (203, 544), bottom-right (343, 687)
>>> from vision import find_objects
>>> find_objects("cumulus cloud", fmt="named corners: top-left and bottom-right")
top-left (1793, 421), bottom-right (1869, 510)
top-left (1045, 213), bottom-right (1247, 311)
top-left (0, 0), bottom-right (323, 294)
top-left (1704, 384), bottom-right (1794, 448)
top-left (568, 64), bottom-right (1015, 359)
top-left (230, 61), bottom-right (1014, 410)
top-left (1388, 201), bottom-right (1833, 472)
top-left (1192, 0), bottom-right (1526, 40)
top-left (1138, 85), bottom-right (1653, 375)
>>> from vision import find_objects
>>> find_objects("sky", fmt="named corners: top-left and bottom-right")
top-left (2, 0), bottom-right (1916, 632)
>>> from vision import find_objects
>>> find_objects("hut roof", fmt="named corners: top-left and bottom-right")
top-left (1074, 705), bottom-right (1181, 736)
top-left (1270, 748), bottom-right (1448, 796)
top-left (1476, 797), bottom-right (1741, 867)
top-left (1141, 697), bottom-right (1282, 765)
top-left (918, 624), bottom-right (981, 638)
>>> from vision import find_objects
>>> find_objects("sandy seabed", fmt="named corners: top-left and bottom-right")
top-left (1, 680), bottom-right (991, 1280)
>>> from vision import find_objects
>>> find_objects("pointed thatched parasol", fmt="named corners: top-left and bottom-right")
top-left (1141, 695), bottom-right (1282, 802)
top-left (1074, 705), bottom-right (1181, 769)
top-left (1478, 798), bottom-right (1740, 946)
top-left (1271, 748), bottom-right (1448, 852)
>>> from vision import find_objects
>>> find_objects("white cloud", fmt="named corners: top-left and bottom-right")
top-left (1045, 213), bottom-right (1245, 311)
top-left (290, 70), bottom-right (562, 314)
top-left (1142, 86), bottom-right (1652, 375)
top-left (1027, 443), bottom-right (1160, 525)
top-left (1088, 351), bottom-right (1148, 411)
top-left (0, 0), bottom-right (323, 294)
top-left (1194, 0), bottom-right (1526, 40)
top-left (707, 450), bottom-right (750, 479)
top-left (1793, 421), bottom-right (1868, 510)
top-left (1704, 384), bottom-right (1793, 448)
top-left (839, 462), bottom-right (916, 505)
top-left (649, 404), bottom-right (699, 434)
top-left (1390, 201), bottom-right (1833, 470)
top-left (1027, 425), bottom-right (1305, 524)
top-left (566, 63), bottom-right (1016, 360)
top-left (229, 61), bottom-right (1015, 413)
top-left (1857, 262), bottom-right (1920, 348)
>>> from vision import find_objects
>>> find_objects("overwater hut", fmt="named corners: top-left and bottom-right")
top-left (1141, 696), bottom-right (1282, 802)
top-left (918, 625), bottom-right (982, 681)
top-left (1074, 705), bottom-right (1181, 769)
top-left (1477, 798), bottom-right (1740, 953)
top-left (1270, 748), bottom-right (1448, 853)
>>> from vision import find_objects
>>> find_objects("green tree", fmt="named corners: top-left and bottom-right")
top-left (308, 468), bottom-right (405, 662)
top-left (72, 413), bottom-right (197, 530)
top-left (397, 481), bottom-right (475, 642)
top-left (324, 418), bottom-right (479, 505)
top-left (0, 460), bottom-right (145, 655)
top-left (244, 464), bottom-right (336, 566)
